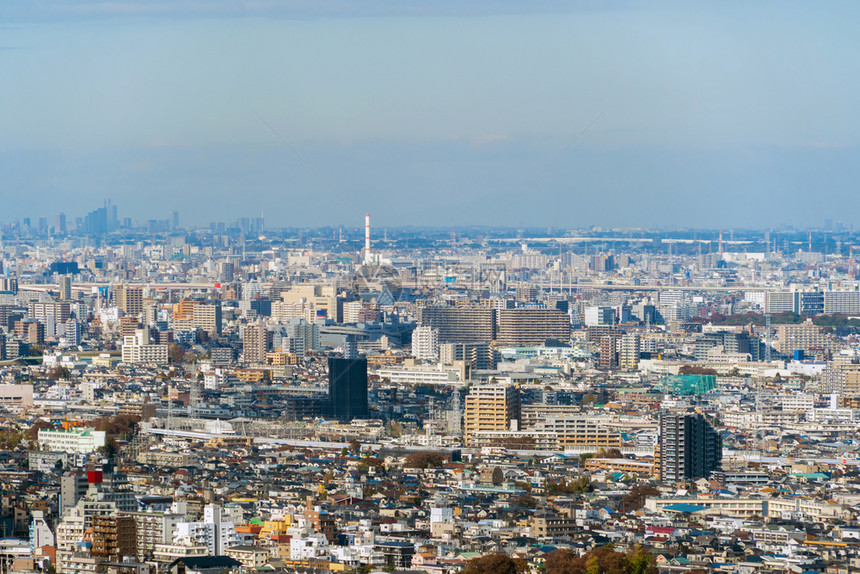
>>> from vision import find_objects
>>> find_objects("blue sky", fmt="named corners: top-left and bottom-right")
top-left (1, 1), bottom-right (858, 229)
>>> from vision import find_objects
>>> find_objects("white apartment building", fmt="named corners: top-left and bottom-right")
top-left (173, 504), bottom-right (239, 556)
top-left (411, 326), bottom-right (440, 362)
top-left (121, 328), bottom-right (168, 365)
top-left (781, 393), bottom-right (815, 412)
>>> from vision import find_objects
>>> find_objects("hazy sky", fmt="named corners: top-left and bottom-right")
top-left (1, 1), bottom-right (858, 229)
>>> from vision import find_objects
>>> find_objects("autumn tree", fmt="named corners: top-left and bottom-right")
top-left (168, 343), bottom-right (185, 363)
top-left (47, 366), bottom-right (71, 381)
top-left (544, 545), bottom-right (656, 574)
top-left (620, 485), bottom-right (661, 513)
top-left (461, 553), bottom-right (528, 574)
top-left (24, 420), bottom-right (55, 448)
top-left (678, 365), bottom-right (718, 375)
top-left (596, 447), bottom-right (624, 459)
top-left (348, 438), bottom-right (361, 455)
top-left (403, 452), bottom-right (445, 469)
top-left (511, 494), bottom-right (538, 508)
top-left (92, 414), bottom-right (141, 440)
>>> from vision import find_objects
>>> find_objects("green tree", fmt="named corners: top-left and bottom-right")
top-left (627, 546), bottom-right (657, 574)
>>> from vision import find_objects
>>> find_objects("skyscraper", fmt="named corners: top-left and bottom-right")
top-left (328, 358), bottom-right (368, 421)
top-left (658, 411), bottom-right (722, 483)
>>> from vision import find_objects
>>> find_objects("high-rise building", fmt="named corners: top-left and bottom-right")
top-left (463, 384), bottom-right (520, 445)
top-left (777, 318), bottom-right (830, 357)
top-left (658, 411), bottom-right (722, 483)
top-left (599, 333), bottom-right (620, 370)
top-left (694, 331), bottom-right (763, 361)
top-left (193, 302), bottom-right (222, 335)
top-left (92, 514), bottom-right (137, 560)
top-left (439, 342), bottom-right (495, 370)
top-left (59, 276), bottom-right (73, 301)
top-left (417, 306), bottom-right (496, 343)
top-left (243, 322), bottom-right (269, 364)
top-left (496, 308), bottom-right (571, 346)
top-left (14, 320), bottom-right (45, 344)
top-left (63, 320), bottom-right (81, 348)
top-left (288, 319), bottom-right (320, 351)
top-left (121, 329), bottom-right (168, 365)
top-left (411, 326), bottom-right (440, 361)
top-left (29, 301), bottom-right (71, 323)
top-left (115, 284), bottom-right (143, 317)
top-left (620, 333), bottom-right (641, 370)
top-left (328, 358), bottom-right (368, 421)
top-left (584, 306), bottom-right (617, 327)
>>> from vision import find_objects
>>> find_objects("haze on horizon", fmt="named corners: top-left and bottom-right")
top-left (1, 1), bottom-right (858, 230)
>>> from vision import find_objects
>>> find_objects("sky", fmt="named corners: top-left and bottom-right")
top-left (1, 1), bottom-right (859, 230)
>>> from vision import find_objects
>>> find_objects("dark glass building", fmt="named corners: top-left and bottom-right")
top-left (328, 358), bottom-right (368, 420)
top-left (659, 411), bottom-right (722, 483)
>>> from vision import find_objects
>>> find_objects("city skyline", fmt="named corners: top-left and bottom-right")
top-left (2, 2), bottom-right (859, 228)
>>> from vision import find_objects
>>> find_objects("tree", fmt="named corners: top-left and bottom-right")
top-left (462, 553), bottom-right (528, 574)
top-left (579, 452), bottom-right (597, 466)
top-left (387, 420), bottom-right (403, 438)
top-left (363, 457), bottom-right (386, 471)
top-left (620, 485), bottom-right (661, 513)
top-left (403, 452), bottom-right (445, 469)
top-left (92, 414), bottom-right (141, 440)
top-left (168, 343), bottom-right (185, 363)
top-left (47, 366), bottom-right (71, 380)
top-left (596, 448), bottom-right (624, 459)
top-left (512, 494), bottom-right (538, 508)
top-left (545, 545), bottom-right (656, 574)
top-left (348, 438), bottom-right (361, 455)
top-left (545, 549), bottom-right (580, 574)
top-left (626, 546), bottom-right (657, 574)
top-left (678, 365), bottom-right (718, 375)
top-left (0, 429), bottom-right (23, 450)
top-left (24, 420), bottom-right (55, 447)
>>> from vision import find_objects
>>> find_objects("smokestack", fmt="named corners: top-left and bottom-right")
top-left (365, 213), bottom-right (371, 264)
